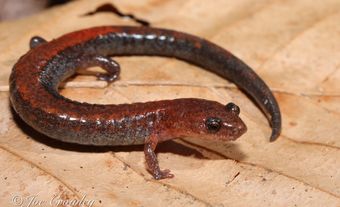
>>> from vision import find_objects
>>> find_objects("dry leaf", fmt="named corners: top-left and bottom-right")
top-left (0, 0), bottom-right (339, 206)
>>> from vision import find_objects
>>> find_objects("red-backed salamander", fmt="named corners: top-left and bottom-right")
top-left (9, 26), bottom-right (281, 179)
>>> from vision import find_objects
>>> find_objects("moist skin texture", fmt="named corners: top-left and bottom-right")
top-left (9, 26), bottom-right (280, 179)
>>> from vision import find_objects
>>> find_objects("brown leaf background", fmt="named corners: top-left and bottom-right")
top-left (0, 0), bottom-right (339, 206)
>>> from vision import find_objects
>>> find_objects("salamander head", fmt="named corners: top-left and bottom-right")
top-left (176, 101), bottom-right (247, 141)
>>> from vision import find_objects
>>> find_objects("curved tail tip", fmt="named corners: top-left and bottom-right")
top-left (269, 127), bottom-right (281, 142)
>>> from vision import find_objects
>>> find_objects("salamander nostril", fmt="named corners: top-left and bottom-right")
top-left (232, 127), bottom-right (239, 135)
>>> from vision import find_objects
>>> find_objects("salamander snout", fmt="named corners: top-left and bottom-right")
top-left (224, 120), bottom-right (247, 139)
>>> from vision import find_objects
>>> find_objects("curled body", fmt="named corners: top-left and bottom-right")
top-left (9, 26), bottom-right (280, 179)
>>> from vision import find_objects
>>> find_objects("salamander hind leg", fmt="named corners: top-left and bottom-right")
top-left (144, 135), bottom-right (174, 180)
top-left (29, 36), bottom-right (47, 49)
top-left (92, 56), bottom-right (120, 82)
top-left (78, 55), bottom-right (120, 83)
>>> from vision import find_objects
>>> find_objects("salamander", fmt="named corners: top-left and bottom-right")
top-left (9, 26), bottom-right (281, 179)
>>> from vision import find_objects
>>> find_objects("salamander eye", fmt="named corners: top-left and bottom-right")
top-left (225, 102), bottom-right (240, 115)
top-left (205, 117), bottom-right (222, 132)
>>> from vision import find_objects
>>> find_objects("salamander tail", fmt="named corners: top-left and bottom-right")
top-left (269, 113), bottom-right (281, 142)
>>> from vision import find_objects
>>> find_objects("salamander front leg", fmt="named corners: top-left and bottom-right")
top-left (144, 135), bottom-right (174, 180)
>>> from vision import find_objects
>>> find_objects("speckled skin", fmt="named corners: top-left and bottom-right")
top-left (9, 26), bottom-right (280, 179)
